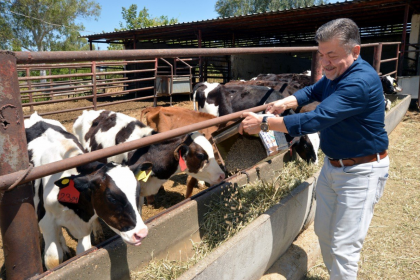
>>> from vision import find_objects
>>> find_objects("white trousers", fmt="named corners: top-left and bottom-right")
top-left (314, 156), bottom-right (389, 280)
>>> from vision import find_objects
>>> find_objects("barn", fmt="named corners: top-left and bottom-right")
top-left (83, 0), bottom-right (420, 99)
top-left (0, 1), bottom-right (419, 279)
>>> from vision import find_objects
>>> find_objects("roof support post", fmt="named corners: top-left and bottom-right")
top-left (198, 29), bottom-right (203, 82)
top-left (373, 43), bottom-right (383, 74)
top-left (398, 3), bottom-right (410, 76)
top-left (310, 50), bottom-right (322, 84)
top-left (0, 51), bottom-right (43, 280)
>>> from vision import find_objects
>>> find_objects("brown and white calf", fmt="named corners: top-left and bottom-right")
top-left (25, 113), bottom-right (149, 270)
top-left (73, 110), bottom-right (225, 210)
top-left (141, 106), bottom-right (229, 199)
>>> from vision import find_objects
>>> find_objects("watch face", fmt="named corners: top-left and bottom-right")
top-left (261, 123), bottom-right (269, 132)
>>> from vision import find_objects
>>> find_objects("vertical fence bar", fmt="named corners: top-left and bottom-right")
top-left (395, 43), bottom-right (400, 78)
top-left (0, 51), bottom-right (43, 280)
top-left (154, 58), bottom-right (158, 107)
top-left (373, 43), bottom-right (383, 74)
top-left (398, 4), bottom-right (410, 76)
top-left (310, 50), bottom-right (322, 84)
top-left (49, 68), bottom-right (53, 99)
top-left (26, 67), bottom-right (34, 112)
top-left (91, 61), bottom-right (97, 110)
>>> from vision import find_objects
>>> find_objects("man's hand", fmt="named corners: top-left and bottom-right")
top-left (266, 100), bottom-right (287, 115)
top-left (239, 112), bottom-right (263, 135)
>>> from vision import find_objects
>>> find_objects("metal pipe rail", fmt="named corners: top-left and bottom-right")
top-left (0, 104), bottom-right (267, 191)
top-left (16, 60), bottom-right (156, 69)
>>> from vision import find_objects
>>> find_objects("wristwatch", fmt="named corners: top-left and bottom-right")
top-left (260, 116), bottom-right (270, 132)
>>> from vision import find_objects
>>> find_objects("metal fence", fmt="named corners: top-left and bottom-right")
top-left (0, 42), bottom-right (401, 280)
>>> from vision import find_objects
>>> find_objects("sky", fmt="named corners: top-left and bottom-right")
top-left (77, 0), bottom-right (220, 36)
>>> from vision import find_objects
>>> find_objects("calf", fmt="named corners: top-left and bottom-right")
top-left (141, 106), bottom-right (228, 199)
top-left (73, 110), bottom-right (225, 211)
top-left (193, 83), bottom-right (320, 163)
top-left (25, 113), bottom-right (149, 270)
top-left (224, 73), bottom-right (318, 112)
top-left (380, 75), bottom-right (402, 111)
top-left (193, 83), bottom-right (286, 116)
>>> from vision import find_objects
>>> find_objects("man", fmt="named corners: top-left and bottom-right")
top-left (239, 18), bottom-right (389, 279)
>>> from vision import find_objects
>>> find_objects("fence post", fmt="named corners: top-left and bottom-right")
top-left (0, 51), bottom-right (43, 280)
top-left (49, 68), bottom-right (53, 99)
top-left (26, 67), bottom-right (34, 112)
top-left (373, 43), bottom-right (383, 74)
top-left (154, 58), bottom-right (158, 107)
top-left (91, 61), bottom-right (97, 110)
top-left (310, 50), bottom-right (322, 84)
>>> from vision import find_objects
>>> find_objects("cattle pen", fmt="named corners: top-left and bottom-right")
top-left (0, 43), bottom-right (409, 280)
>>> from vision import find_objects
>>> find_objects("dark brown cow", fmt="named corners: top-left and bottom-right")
top-left (225, 73), bottom-right (320, 113)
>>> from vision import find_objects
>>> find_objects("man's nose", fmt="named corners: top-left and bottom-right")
top-left (320, 56), bottom-right (330, 66)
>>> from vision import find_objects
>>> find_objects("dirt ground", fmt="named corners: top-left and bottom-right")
top-left (306, 109), bottom-right (420, 279)
top-left (1, 93), bottom-right (204, 274)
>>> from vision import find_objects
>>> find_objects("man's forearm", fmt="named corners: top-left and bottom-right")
top-left (281, 95), bottom-right (299, 110)
top-left (267, 116), bottom-right (289, 133)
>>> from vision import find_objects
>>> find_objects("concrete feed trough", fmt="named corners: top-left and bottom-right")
top-left (30, 94), bottom-right (411, 280)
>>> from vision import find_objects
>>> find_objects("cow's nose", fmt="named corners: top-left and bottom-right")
top-left (134, 227), bottom-right (148, 242)
top-left (218, 173), bottom-right (225, 182)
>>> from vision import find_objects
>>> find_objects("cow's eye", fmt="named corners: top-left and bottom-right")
top-left (106, 193), bottom-right (117, 204)
top-left (196, 153), bottom-right (206, 161)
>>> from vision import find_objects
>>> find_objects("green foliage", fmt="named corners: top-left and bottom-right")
top-left (215, 0), bottom-right (328, 17)
top-left (118, 4), bottom-right (178, 30)
top-left (107, 4), bottom-right (178, 50)
top-left (0, 0), bottom-right (101, 51)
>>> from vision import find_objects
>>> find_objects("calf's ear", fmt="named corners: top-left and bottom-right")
top-left (76, 161), bottom-right (105, 175)
top-left (174, 144), bottom-right (189, 160)
top-left (130, 161), bottom-right (153, 177)
top-left (54, 175), bottom-right (90, 193)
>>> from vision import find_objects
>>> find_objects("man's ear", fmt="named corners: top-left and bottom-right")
top-left (352, 45), bottom-right (361, 60)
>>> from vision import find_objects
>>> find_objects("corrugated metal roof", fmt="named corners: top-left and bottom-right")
top-left (82, 0), bottom-right (419, 46)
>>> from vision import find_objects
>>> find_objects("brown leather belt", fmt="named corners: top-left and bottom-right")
top-left (329, 150), bottom-right (388, 167)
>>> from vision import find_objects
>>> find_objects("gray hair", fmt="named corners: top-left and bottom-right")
top-left (315, 18), bottom-right (361, 54)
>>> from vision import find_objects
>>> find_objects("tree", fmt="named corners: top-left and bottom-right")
top-left (119, 4), bottom-right (178, 30)
top-left (215, 0), bottom-right (328, 17)
top-left (0, 0), bottom-right (101, 51)
top-left (108, 4), bottom-right (178, 50)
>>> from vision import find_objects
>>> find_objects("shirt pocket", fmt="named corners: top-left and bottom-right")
top-left (374, 173), bottom-right (388, 204)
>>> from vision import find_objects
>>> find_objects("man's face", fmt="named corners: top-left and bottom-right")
top-left (318, 37), bottom-right (360, 80)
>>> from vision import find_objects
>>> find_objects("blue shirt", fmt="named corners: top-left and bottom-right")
top-left (283, 56), bottom-right (388, 159)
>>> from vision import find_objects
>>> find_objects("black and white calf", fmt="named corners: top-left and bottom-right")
top-left (380, 75), bottom-right (402, 111)
top-left (192, 82), bottom-right (320, 164)
top-left (73, 110), bottom-right (225, 211)
top-left (25, 113), bottom-right (149, 270)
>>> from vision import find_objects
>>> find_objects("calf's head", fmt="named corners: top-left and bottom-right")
top-left (192, 82), bottom-right (222, 116)
top-left (381, 76), bottom-right (402, 94)
top-left (55, 163), bottom-right (148, 246)
top-left (175, 132), bottom-right (225, 185)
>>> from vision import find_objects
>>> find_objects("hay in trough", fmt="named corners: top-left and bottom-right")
top-left (131, 152), bottom-right (324, 280)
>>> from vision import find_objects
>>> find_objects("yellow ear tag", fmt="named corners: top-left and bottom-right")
top-left (61, 178), bottom-right (69, 185)
top-left (136, 170), bottom-right (151, 182)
